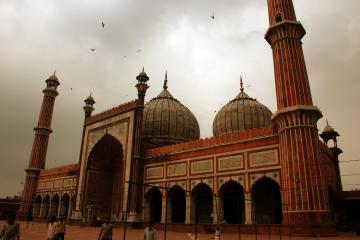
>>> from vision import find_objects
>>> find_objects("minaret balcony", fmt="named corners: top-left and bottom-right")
top-left (265, 20), bottom-right (306, 46)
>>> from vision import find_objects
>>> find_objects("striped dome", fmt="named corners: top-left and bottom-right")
top-left (142, 74), bottom-right (200, 146)
top-left (213, 80), bottom-right (272, 136)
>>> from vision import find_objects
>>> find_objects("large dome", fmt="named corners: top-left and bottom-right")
top-left (213, 79), bottom-right (272, 136)
top-left (142, 74), bottom-right (200, 146)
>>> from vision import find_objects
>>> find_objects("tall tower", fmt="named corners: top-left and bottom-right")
top-left (18, 73), bottom-right (60, 219)
top-left (265, 0), bottom-right (333, 229)
top-left (128, 67), bottom-right (149, 221)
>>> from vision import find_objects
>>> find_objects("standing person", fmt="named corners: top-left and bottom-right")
top-left (47, 216), bottom-right (57, 240)
top-left (214, 225), bottom-right (220, 240)
top-left (55, 217), bottom-right (66, 240)
top-left (0, 215), bottom-right (20, 240)
top-left (143, 221), bottom-right (157, 240)
top-left (98, 217), bottom-right (112, 240)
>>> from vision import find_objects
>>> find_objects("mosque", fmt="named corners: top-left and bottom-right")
top-left (17, 0), bottom-right (360, 235)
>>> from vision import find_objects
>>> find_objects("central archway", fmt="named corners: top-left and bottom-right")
top-left (192, 183), bottom-right (213, 223)
top-left (220, 180), bottom-right (245, 224)
top-left (84, 134), bottom-right (124, 219)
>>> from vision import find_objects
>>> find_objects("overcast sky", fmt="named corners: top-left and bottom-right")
top-left (0, 0), bottom-right (359, 197)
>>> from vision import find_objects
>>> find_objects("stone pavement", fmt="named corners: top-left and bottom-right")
top-left (0, 221), bottom-right (359, 240)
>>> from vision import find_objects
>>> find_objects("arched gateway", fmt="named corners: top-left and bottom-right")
top-left (83, 134), bottom-right (124, 220)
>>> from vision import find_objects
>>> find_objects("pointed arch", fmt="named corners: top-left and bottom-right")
top-left (219, 180), bottom-right (245, 224)
top-left (252, 177), bottom-right (282, 224)
top-left (32, 195), bottom-right (42, 218)
top-left (168, 185), bottom-right (186, 223)
top-left (84, 133), bottom-right (124, 219)
top-left (50, 194), bottom-right (60, 217)
top-left (192, 183), bottom-right (213, 223)
top-left (41, 195), bottom-right (50, 217)
top-left (144, 187), bottom-right (162, 223)
top-left (59, 194), bottom-right (70, 218)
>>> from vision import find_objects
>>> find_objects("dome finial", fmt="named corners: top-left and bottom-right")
top-left (53, 70), bottom-right (56, 76)
top-left (163, 70), bottom-right (168, 90)
top-left (326, 119), bottom-right (329, 126)
top-left (240, 75), bottom-right (244, 93)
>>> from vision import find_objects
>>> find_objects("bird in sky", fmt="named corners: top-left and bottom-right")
top-left (211, 13), bottom-right (215, 20)
top-left (123, 55), bottom-right (127, 58)
top-left (102, 21), bottom-right (105, 28)
top-left (70, 88), bottom-right (73, 91)
top-left (90, 48), bottom-right (96, 51)
top-left (137, 49), bottom-right (141, 53)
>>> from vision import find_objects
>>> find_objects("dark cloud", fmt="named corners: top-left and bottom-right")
top-left (0, 0), bottom-right (359, 196)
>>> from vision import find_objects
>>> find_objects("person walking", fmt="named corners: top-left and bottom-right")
top-left (98, 217), bottom-right (112, 240)
top-left (143, 221), bottom-right (157, 240)
top-left (214, 225), bottom-right (220, 240)
top-left (47, 216), bottom-right (57, 240)
top-left (55, 217), bottom-right (66, 240)
top-left (0, 215), bottom-right (20, 240)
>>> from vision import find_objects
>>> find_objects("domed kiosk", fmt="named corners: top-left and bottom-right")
top-left (142, 72), bottom-right (200, 146)
top-left (213, 78), bottom-right (272, 136)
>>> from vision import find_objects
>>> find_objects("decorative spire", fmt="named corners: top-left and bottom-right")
top-left (240, 75), bottom-right (244, 93)
top-left (326, 119), bottom-right (329, 126)
top-left (53, 70), bottom-right (56, 76)
top-left (163, 70), bottom-right (168, 90)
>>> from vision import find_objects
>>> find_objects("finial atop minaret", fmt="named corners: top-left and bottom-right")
top-left (135, 67), bottom-right (149, 104)
top-left (83, 93), bottom-right (95, 119)
top-left (240, 75), bottom-right (244, 93)
top-left (163, 70), bottom-right (168, 90)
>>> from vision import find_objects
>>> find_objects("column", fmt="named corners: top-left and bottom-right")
top-left (213, 196), bottom-right (219, 224)
top-left (244, 192), bottom-right (253, 224)
top-left (57, 203), bottom-right (61, 218)
top-left (68, 198), bottom-right (72, 219)
top-left (39, 201), bottom-right (43, 218)
top-left (185, 196), bottom-right (191, 224)
top-left (161, 197), bottom-right (167, 223)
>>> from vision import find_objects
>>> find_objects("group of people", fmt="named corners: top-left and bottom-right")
top-left (47, 216), bottom-right (66, 240)
top-left (0, 214), bottom-right (221, 240)
top-left (0, 215), bottom-right (20, 240)
top-left (98, 218), bottom-right (157, 240)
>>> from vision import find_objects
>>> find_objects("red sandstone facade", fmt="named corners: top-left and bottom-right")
top-left (18, 0), bottom-right (360, 235)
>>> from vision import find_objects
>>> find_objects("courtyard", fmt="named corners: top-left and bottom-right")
top-left (1, 221), bottom-right (359, 240)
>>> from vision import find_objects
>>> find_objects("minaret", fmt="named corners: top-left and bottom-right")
top-left (128, 67), bottom-right (149, 221)
top-left (73, 94), bottom-right (95, 219)
top-left (18, 73), bottom-right (60, 219)
top-left (83, 94), bottom-right (95, 119)
top-left (320, 120), bottom-right (343, 192)
top-left (265, 0), bottom-right (333, 228)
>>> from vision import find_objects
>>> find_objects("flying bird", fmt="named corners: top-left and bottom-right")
top-left (70, 88), bottom-right (73, 91)
top-left (102, 21), bottom-right (105, 28)
top-left (211, 13), bottom-right (215, 20)
top-left (123, 55), bottom-right (127, 58)
top-left (90, 48), bottom-right (96, 51)
top-left (136, 49), bottom-right (141, 53)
